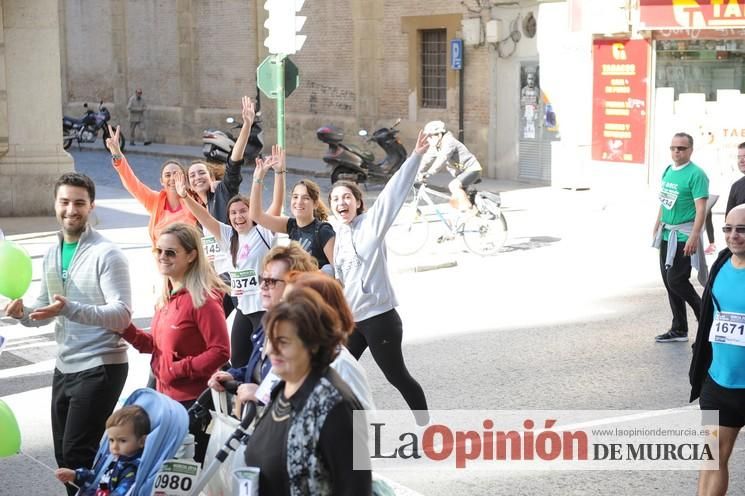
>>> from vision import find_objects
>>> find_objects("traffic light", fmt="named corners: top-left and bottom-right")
top-left (264, 0), bottom-right (306, 55)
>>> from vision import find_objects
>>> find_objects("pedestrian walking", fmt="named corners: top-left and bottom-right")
top-left (208, 242), bottom-right (319, 408)
top-left (174, 149), bottom-right (285, 368)
top-left (4, 173), bottom-right (132, 496)
top-left (242, 288), bottom-right (372, 495)
top-left (690, 204), bottom-right (745, 496)
top-left (187, 96), bottom-right (255, 225)
top-left (106, 125), bottom-right (197, 248)
top-left (652, 132), bottom-right (709, 343)
top-left (249, 145), bottom-right (335, 272)
top-left (725, 142), bottom-right (745, 215)
top-left (118, 222), bottom-right (230, 463)
top-left (127, 88), bottom-right (151, 146)
top-left (329, 130), bottom-right (430, 425)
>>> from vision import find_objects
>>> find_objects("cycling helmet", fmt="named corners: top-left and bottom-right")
top-left (424, 120), bottom-right (447, 136)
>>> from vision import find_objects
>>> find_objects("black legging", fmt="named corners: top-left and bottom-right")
top-left (705, 195), bottom-right (719, 244)
top-left (347, 309), bottom-right (429, 425)
top-left (230, 309), bottom-right (264, 368)
top-left (705, 210), bottom-right (715, 244)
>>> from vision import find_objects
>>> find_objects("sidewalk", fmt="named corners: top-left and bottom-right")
top-left (75, 141), bottom-right (540, 195)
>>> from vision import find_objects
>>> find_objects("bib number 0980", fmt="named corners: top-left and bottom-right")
top-left (154, 473), bottom-right (192, 492)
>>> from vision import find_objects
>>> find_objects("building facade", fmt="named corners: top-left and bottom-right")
top-left (60, 0), bottom-right (549, 182)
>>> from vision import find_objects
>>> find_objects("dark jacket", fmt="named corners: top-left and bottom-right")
top-left (208, 156), bottom-right (243, 224)
top-left (227, 324), bottom-right (271, 386)
top-left (689, 248), bottom-right (732, 402)
top-left (75, 450), bottom-right (142, 496)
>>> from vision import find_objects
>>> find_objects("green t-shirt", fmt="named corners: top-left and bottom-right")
top-left (61, 241), bottom-right (78, 282)
top-left (659, 162), bottom-right (709, 242)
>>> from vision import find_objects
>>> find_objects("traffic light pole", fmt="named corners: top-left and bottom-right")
top-left (276, 54), bottom-right (286, 148)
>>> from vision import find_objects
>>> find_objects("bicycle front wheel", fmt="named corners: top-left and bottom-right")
top-left (461, 211), bottom-right (508, 256)
top-left (386, 191), bottom-right (429, 256)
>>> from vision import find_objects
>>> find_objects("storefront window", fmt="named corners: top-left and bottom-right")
top-left (656, 39), bottom-right (745, 100)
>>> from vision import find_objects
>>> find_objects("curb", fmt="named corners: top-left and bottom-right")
top-left (396, 260), bottom-right (458, 273)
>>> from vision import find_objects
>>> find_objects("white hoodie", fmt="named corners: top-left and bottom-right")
top-left (333, 153), bottom-right (422, 322)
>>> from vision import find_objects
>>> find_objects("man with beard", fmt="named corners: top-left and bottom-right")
top-left (4, 173), bottom-right (132, 496)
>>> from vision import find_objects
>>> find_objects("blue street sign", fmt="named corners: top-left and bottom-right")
top-left (450, 39), bottom-right (463, 70)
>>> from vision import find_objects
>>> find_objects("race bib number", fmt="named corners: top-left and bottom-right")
top-left (201, 235), bottom-right (224, 263)
top-left (230, 269), bottom-right (258, 297)
top-left (233, 467), bottom-right (260, 496)
top-left (151, 460), bottom-right (200, 496)
top-left (659, 190), bottom-right (678, 210)
top-left (708, 311), bottom-right (745, 347)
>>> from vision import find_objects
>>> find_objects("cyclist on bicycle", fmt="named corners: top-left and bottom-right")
top-left (417, 120), bottom-right (482, 211)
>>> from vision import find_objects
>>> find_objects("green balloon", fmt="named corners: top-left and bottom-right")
top-left (0, 240), bottom-right (32, 299)
top-left (0, 399), bottom-right (21, 457)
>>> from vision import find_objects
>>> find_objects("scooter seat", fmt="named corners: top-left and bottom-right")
top-left (341, 143), bottom-right (375, 163)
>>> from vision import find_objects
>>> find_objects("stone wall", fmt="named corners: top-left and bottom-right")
top-left (59, 0), bottom-right (543, 180)
top-left (0, 0), bottom-right (73, 216)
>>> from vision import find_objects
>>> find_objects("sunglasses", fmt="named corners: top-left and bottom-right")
top-left (722, 226), bottom-right (745, 234)
top-left (153, 247), bottom-right (179, 258)
top-left (669, 146), bottom-right (690, 152)
top-left (259, 276), bottom-right (286, 289)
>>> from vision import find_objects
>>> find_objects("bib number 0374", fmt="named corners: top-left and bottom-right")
top-left (230, 269), bottom-right (258, 297)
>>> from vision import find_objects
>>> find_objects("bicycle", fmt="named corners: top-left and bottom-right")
top-left (386, 180), bottom-right (508, 256)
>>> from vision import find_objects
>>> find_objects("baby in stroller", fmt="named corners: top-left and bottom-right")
top-left (54, 388), bottom-right (189, 496)
top-left (55, 405), bottom-right (149, 494)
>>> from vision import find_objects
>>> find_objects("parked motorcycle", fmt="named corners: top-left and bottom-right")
top-left (317, 118), bottom-right (407, 184)
top-left (202, 114), bottom-right (264, 164)
top-left (62, 101), bottom-right (125, 152)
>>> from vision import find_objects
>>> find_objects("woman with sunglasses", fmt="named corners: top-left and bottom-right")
top-left (328, 130), bottom-right (430, 425)
top-left (118, 223), bottom-right (230, 462)
top-left (106, 126), bottom-right (197, 247)
top-left (208, 243), bottom-right (318, 401)
top-left (249, 148), bottom-right (335, 272)
top-left (174, 152), bottom-right (284, 368)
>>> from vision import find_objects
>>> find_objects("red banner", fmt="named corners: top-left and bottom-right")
top-left (591, 39), bottom-right (650, 164)
top-left (640, 0), bottom-right (745, 30)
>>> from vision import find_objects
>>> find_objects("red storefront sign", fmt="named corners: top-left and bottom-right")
top-left (640, 0), bottom-right (745, 29)
top-left (591, 39), bottom-right (650, 164)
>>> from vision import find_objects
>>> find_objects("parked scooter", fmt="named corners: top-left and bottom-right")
top-left (62, 101), bottom-right (125, 152)
top-left (317, 118), bottom-right (407, 184)
top-left (202, 114), bottom-right (264, 164)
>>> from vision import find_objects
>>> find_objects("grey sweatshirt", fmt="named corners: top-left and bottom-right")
top-left (333, 153), bottom-right (422, 322)
top-left (18, 225), bottom-right (132, 373)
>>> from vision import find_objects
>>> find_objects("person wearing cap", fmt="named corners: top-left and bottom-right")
top-left (127, 88), bottom-right (151, 146)
top-left (417, 120), bottom-right (482, 211)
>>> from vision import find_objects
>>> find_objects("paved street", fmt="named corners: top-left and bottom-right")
top-left (1, 148), bottom-right (743, 495)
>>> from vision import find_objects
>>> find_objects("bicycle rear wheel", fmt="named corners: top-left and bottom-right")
top-left (461, 211), bottom-right (508, 256)
top-left (386, 188), bottom-right (429, 255)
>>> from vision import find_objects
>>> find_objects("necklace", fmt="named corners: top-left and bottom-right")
top-left (271, 394), bottom-right (292, 422)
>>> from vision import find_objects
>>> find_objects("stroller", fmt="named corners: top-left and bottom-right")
top-left (75, 388), bottom-right (189, 496)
